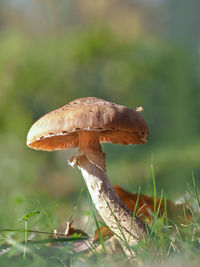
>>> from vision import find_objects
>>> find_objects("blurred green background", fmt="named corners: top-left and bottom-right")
top-left (0, 0), bottom-right (200, 232)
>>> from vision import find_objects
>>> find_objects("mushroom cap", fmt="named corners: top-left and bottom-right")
top-left (27, 97), bottom-right (148, 151)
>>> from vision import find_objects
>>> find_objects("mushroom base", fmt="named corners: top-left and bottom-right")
top-left (69, 154), bottom-right (146, 254)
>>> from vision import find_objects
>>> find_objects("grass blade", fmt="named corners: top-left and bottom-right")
top-left (151, 164), bottom-right (157, 215)
top-left (156, 190), bottom-right (163, 217)
top-left (92, 209), bottom-right (106, 254)
top-left (129, 187), bottom-right (141, 242)
top-left (164, 193), bottom-right (168, 225)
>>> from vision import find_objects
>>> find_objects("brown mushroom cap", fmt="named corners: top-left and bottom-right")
top-left (27, 97), bottom-right (148, 151)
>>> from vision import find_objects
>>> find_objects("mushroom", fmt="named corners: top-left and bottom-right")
top-left (27, 97), bottom-right (148, 252)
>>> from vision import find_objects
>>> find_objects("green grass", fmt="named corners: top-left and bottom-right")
top-left (0, 170), bottom-right (200, 267)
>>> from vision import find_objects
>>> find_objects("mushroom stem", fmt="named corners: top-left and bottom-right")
top-left (68, 131), bottom-right (146, 252)
top-left (69, 131), bottom-right (106, 172)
